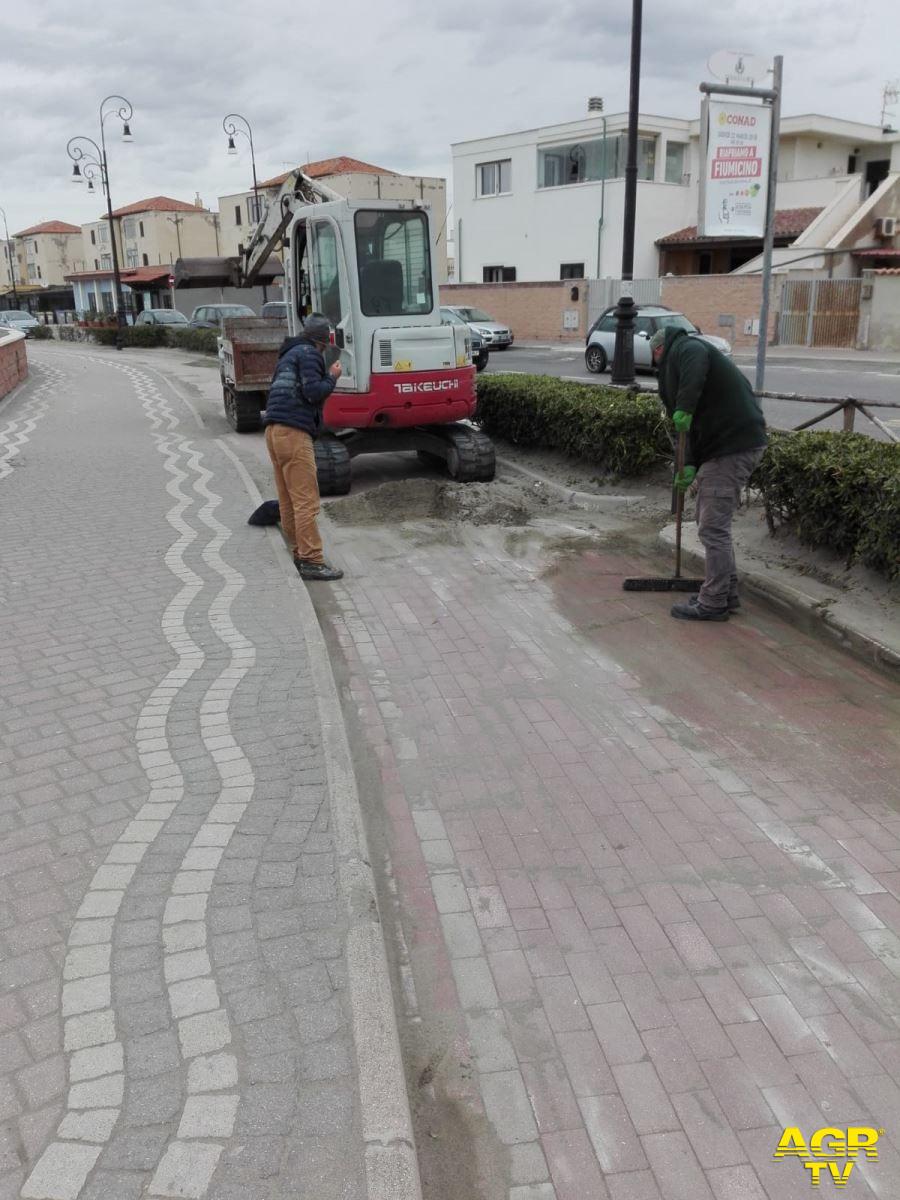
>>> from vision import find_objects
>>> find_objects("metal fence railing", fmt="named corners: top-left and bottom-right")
top-left (759, 390), bottom-right (900, 442)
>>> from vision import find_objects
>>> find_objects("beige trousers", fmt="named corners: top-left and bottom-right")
top-left (264, 424), bottom-right (325, 564)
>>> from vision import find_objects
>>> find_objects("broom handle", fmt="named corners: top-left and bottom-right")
top-left (674, 430), bottom-right (686, 579)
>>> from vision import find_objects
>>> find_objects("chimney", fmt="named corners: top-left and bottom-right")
top-left (194, 192), bottom-right (203, 209)
top-left (588, 97), bottom-right (604, 113)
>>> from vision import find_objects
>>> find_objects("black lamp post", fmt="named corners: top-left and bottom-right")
top-left (68, 94), bottom-right (134, 350)
top-left (223, 113), bottom-right (266, 299)
top-left (0, 205), bottom-right (19, 310)
top-left (610, 0), bottom-right (643, 386)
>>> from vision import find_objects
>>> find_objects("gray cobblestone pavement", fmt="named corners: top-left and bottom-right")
top-left (1, 350), bottom-right (366, 1199)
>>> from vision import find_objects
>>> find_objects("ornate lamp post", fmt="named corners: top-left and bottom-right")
top-left (223, 113), bottom-right (261, 224)
top-left (68, 94), bottom-right (134, 349)
top-left (223, 113), bottom-right (267, 299)
top-left (0, 205), bottom-right (19, 309)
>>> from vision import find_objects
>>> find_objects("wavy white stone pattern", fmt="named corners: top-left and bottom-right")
top-left (23, 361), bottom-right (211, 1200)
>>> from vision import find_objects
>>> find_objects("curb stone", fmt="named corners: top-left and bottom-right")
top-left (659, 523), bottom-right (900, 674)
top-left (498, 455), bottom-right (646, 511)
top-left (217, 439), bottom-right (423, 1200)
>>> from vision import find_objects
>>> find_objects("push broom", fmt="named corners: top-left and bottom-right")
top-left (623, 430), bottom-right (704, 592)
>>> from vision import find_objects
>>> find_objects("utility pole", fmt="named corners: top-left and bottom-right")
top-left (610, 0), bottom-right (643, 386)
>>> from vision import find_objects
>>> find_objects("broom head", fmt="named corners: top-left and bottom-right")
top-left (622, 576), bottom-right (704, 592)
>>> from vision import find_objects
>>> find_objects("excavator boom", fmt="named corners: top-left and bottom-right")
top-left (241, 168), bottom-right (343, 285)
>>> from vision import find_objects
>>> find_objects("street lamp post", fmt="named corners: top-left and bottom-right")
top-left (610, 0), bottom-right (643, 386)
top-left (223, 113), bottom-right (267, 300)
top-left (0, 205), bottom-right (20, 310)
top-left (68, 95), bottom-right (134, 350)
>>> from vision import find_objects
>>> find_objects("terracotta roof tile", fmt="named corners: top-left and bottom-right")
top-left (656, 207), bottom-right (823, 245)
top-left (107, 196), bottom-right (209, 218)
top-left (870, 267), bottom-right (900, 275)
top-left (258, 156), bottom-right (395, 190)
top-left (14, 220), bottom-right (82, 237)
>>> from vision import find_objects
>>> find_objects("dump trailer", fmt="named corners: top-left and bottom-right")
top-left (217, 169), bottom-right (494, 493)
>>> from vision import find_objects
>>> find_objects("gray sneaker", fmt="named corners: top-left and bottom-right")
top-left (671, 600), bottom-right (729, 622)
top-left (294, 559), bottom-right (344, 582)
top-left (690, 593), bottom-right (740, 613)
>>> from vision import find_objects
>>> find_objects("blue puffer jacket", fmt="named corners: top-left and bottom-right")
top-left (263, 336), bottom-right (336, 437)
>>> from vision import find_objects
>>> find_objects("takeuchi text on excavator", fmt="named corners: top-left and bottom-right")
top-left (213, 168), bottom-right (495, 494)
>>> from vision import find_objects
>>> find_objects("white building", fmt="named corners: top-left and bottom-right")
top-left (452, 106), bottom-right (900, 282)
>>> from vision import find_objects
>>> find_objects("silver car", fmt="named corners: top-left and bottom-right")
top-left (442, 305), bottom-right (514, 350)
top-left (0, 309), bottom-right (41, 336)
top-left (585, 306), bottom-right (732, 374)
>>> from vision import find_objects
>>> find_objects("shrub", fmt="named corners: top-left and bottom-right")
top-left (30, 325), bottom-right (54, 340)
top-left (166, 327), bottom-right (219, 354)
top-left (753, 429), bottom-right (900, 580)
top-left (124, 324), bottom-right (169, 348)
top-left (475, 373), bottom-right (671, 477)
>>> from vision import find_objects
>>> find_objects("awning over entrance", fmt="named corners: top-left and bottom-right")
top-left (173, 257), bottom-right (284, 289)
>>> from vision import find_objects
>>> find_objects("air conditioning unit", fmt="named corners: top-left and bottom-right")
top-left (875, 216), bottom-right (896, 238)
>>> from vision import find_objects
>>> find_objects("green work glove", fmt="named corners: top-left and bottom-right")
top-left (672, 409), bottom-right (693, 433)
top-left (673, 465), bottom-right (696, 492)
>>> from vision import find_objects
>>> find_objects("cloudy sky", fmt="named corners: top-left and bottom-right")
top-left (1, 0), bottom-right (898, 234)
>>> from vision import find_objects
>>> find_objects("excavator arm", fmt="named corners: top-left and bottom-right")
top-left (241, 168), bottom-right (343, 285)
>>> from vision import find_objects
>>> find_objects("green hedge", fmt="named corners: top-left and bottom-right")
top-left (476, 373), bottom-right (670, 477)
top-left (30, 325), bottom-right (54, 340)
top-left (752, 429), bottom-right (900, 580)
top-left (78, 324), bottom-right (217, 352)
top-left (166, 327), bottom-right (219, 354)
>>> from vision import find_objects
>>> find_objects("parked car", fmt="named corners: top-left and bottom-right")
top-left (442, 305), bottom-right (514, 350)
top-left (584, 305), bottom-right (732, 373)
top-left (261, 301), bottom-right (288, 320)
top-left (134, 308), bottom-right (189, 326)
top-left (189, 303), bottom-right (255, 329)
top-left (440, 306), bottom-right (488, 371)
top-left (0, 309), bottom-right (41, 336)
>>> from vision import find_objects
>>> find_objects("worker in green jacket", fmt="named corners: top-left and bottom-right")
top-left (650, 326), bottom-right (767, 621)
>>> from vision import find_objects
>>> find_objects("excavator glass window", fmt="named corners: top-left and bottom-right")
top-left (353, 210), bottom-right (432, 317)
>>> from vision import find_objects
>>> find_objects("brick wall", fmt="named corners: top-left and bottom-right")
top-left (439, 281), bottom-right (588, 342)
top-left (659, 275), bottom-right (777, 350)
top-left (0, 334), bottom-right (28, 399)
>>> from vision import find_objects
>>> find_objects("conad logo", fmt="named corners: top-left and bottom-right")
top-left (718, 111), bottom-right (758, 127)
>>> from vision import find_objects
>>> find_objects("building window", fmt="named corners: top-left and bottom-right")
top-left (142, 253), bottom-right (149, 266)
top-left (483, 265), bottom-right (516, 283)
top-left (560, 263), bottom-right (585, 279)
top-left (101, 254), bottom-right (112, 270)
top-left (538, 135), bottom-right (656, 187)
top-left (246, 195), bottom-right (263, 224)
top-left (123, 218), bottom-right (136, 239)
top-left (139, 221), bottom-right (145, 238)
top-left (94, 258), bottom-right (99, 270)
top-left (665, 141), bottom-right (687, 184)
top-left (37, 266), bottom-right (42, 279)
top-left (234, 205), bottom-right (242, 226)
top-left (126, 250), bottom-right (139, 268)
top-left (100, 225), bottom-right (109, 244)
top-left (476, 160), bottom-right (511, 197)
top-left (90, 229), bottom-right (96, 245)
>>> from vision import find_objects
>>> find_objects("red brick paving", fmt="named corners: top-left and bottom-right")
top-left (315, 523), bottom-right (900, 1199)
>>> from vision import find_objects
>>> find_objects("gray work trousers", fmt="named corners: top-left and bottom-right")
top-left (695, 447), bottom-right (766, 611)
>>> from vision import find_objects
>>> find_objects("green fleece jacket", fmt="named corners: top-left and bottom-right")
top-left (657, 327), bottom-right (767, 467)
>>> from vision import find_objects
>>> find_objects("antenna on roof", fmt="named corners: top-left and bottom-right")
top-left (881, 79), bottom-right (899, 130)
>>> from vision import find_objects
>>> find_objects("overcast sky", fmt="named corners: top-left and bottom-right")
top-left (1, 0), bottom-right (898, 234)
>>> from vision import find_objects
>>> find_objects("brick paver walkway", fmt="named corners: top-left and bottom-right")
top-left (1, 350), bottom-right (365, 1200)
top-left (315, 510), bottom-right (900, 1199)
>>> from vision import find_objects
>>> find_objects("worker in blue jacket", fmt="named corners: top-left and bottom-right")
top-left (263, 316), bottom-right (344, 581)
